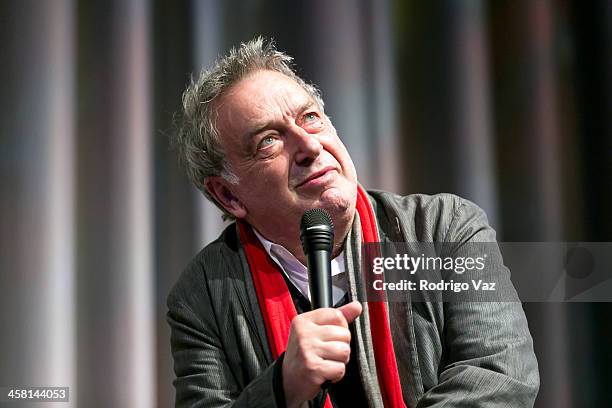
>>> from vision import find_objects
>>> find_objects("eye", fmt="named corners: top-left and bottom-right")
top-left (257, 135), bottom-right (277, 150)
top-left (301, 112), bottom-right (324, 132)
top-left (303, 112), bottom-right (318, 123)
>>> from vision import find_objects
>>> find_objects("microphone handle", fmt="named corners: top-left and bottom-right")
top-left (307, 249), bottom-right (333, 309)
top-left (306, 249), bottom-right (333, 406)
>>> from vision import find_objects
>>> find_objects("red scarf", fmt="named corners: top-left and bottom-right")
top-left (238, 185), bottom-right (405, 407)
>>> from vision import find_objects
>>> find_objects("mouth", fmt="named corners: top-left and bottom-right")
top-left (295, 166), bottom-right (337, 189)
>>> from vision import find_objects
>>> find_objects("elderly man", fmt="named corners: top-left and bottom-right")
top-left (167, 38), bottom-right (539, 408)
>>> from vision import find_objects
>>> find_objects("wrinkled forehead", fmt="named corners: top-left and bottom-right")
top-left (214, 70), bottom-right (316, 139)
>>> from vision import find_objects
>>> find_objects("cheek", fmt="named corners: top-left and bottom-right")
top-left (332, 143), bottom-right (357, 181)
top-left (248, 158), bottom-right (291, 190)
top-left (321, 135), bottom-right (351, 163)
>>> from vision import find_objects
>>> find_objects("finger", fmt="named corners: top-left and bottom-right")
top-left (317, 325), bottom-right (351, 343)
top-left (338, 301), bottom-right (362, 324)
top-left (306, 308), bottom-right (349, 328)
top-left (317, 340), bottom-right (351, 364)
top-left (319, 359), bottom-right (346, 384)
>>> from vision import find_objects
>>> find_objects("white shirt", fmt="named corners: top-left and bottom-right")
top-left (253, 229), bottom-right (348, 305)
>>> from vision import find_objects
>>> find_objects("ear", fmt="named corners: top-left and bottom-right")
top-left (204, 176), bottom-right (247, 219)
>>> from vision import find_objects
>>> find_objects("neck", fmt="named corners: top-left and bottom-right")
top-left (329, 208), bottom-right (354, 260)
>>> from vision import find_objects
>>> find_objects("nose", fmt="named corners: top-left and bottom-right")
top-left (291, 125), bottom-right (322, 166)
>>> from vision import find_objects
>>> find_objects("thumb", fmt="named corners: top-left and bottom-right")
top-left (338, 301), bottom-right (362, 324)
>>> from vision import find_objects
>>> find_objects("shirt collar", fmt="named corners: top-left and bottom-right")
top-left (252, 228), bottom-right (345, 277)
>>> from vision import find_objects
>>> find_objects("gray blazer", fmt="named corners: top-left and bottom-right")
top-left (167, 191), bottom-right (540, 407)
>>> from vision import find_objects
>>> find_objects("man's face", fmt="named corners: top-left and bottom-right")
top-left (211, 70), bottom-right (358, 244)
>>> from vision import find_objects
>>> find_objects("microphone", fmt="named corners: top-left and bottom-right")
top-left (300, 208), bottom-right (334, 310)
top-left (300, 208), bottom-right (334, 406)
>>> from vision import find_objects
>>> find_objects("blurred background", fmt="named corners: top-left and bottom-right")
top-left (1, 0), bottom-right (610, 406)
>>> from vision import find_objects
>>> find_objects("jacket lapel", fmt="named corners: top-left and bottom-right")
top-left (227, 224), bottom-right (274, 365)
top-left (370, 191), bottom-right (425, 406)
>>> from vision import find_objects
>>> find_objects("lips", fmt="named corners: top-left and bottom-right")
top-left (295, 166), bottom-right (337, 188)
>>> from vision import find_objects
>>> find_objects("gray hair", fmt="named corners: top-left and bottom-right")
top-left (173, 37), bottom-right (324, 218)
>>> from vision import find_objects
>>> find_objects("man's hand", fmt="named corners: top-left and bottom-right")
top-left (281, 301), bottom-right (362, 408)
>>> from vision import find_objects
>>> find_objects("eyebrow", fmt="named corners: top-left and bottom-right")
top-left (241, 101), bottom-right (317, 146)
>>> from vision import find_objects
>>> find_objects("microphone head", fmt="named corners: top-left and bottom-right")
top-left (300, 208), bottom-right (334, 255)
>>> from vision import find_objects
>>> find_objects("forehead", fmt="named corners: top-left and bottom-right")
top-left (214, 70), bottom-right (315, 139)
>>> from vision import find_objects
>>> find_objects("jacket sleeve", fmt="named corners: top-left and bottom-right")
top-left (167, 267), bottom-right (285, 408)
top-left (417, 198), bottom-right (540, 407)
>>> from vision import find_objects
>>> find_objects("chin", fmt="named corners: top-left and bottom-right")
top-left (318, 185), bottom-right (357, 215)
